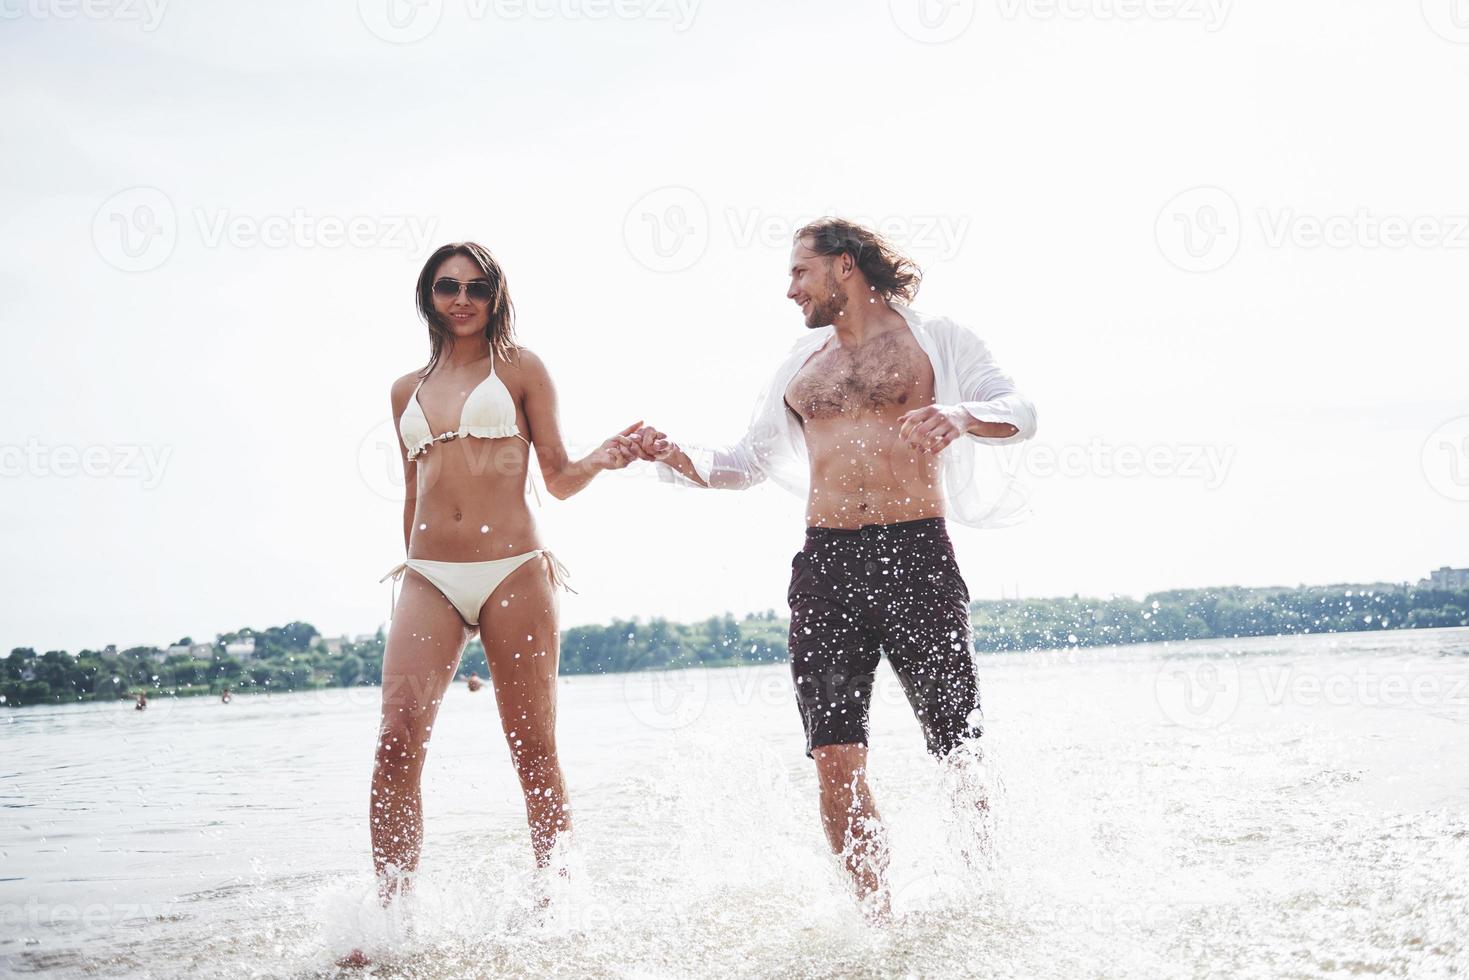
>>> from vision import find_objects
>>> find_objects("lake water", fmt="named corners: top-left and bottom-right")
top-left (3, 628), bottom-right (1468, 979)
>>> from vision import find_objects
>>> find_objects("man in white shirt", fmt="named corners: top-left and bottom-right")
top-left (631, 218), bottom-right (1038, 914)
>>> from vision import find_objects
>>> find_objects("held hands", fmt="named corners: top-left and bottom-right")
top-left (595, 422), bottom-right (674, 470)
top-left (610, 409), bottom-right (965, 467)
top-left (897, 404), bottom-right (971, 456)
top-left (627, 424), bottom-right (674, 463)
top-left (596, 421), bottom-right (647, 471)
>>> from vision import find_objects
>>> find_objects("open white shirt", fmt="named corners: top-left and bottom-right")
top-left (657, 303), bottom-right (1039, 529)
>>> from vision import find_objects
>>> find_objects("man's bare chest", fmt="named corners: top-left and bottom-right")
top-left (785, 332), bottom-right (934, 422)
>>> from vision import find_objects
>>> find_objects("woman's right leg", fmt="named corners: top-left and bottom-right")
top-left (477, 554), bottom-right (570, 868)
top-left (371, 568), bottom-right (469, 896)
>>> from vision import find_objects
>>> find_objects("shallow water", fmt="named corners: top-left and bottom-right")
top-left (3, 628), bottom-right (1468, 978)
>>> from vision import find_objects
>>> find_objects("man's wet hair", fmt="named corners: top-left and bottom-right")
top-left (794, 217), bottom-right (922, 303)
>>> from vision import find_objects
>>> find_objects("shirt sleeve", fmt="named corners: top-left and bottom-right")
top-left (950, 323), bottom-right (1038, 445)
top-left (655, 362), bottom-right (792, 491)
top-left (655, 434), bottom-right (768, 490)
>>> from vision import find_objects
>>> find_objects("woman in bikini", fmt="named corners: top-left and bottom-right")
top-left (371, 241), bottom-right (638, 896)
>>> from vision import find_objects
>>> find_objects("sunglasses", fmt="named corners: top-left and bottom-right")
top-left (432, 277), bottom-right (495, 303)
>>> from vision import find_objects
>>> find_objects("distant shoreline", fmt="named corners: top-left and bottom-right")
top-left (4, 582), bottom-right (1466, 709)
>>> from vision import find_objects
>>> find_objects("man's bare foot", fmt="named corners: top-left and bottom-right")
top-left (532, 851), bottom-right (571, 912)
top-left (941, 743), bottom-right (996, 870)
top-left (376, 865), bottom-right (414, 904)
top-left (859, 887), bottom-right (893, 924)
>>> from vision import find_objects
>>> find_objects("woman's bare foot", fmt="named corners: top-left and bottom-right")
top-left (335, 948), bottom-right (372, 969)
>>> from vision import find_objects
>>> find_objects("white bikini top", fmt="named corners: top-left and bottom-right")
top-left (398, 351), bottom-right (528, 461)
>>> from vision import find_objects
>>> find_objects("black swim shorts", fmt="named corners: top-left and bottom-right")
top-left (786, 517), bottom-right (982, 758)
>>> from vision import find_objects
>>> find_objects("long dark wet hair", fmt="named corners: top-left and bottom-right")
top-left (794, 217), bottom-right (923, 303)
top-left (415, 241), bottom-right (518, 377)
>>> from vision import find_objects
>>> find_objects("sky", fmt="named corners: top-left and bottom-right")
top-left (2, 0), bottom-right (1467, 654)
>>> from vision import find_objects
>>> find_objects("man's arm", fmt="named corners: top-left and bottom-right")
top-left (898, 323), bottom-right (1037, 454)
top-left (949, 324), bottom-right (1036, 444)
top-left (962, 417), bottom-right (1020, 439)
top-left (641, 436), bottom-right (709, 488)
top-left (628, 421), bottom-right (773, 490)
top-left (632, 337), bottom-right (820, 489)
top-left (898, 406), bottom-right (1016, 455)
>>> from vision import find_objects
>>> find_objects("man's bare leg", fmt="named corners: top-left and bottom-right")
top-left (812, 743), bottom-right (891, 916)
top-left (940, 741), bottom-right (995, 870)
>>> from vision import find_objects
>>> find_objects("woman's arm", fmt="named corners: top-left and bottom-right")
top-left (516, 348), bottom-right (638, 500)
top-left (389, 373), bottom-right (419, 550)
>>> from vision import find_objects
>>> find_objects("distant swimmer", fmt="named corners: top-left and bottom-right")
top-left (135, 692), bottom-right (148, 711)
top-left (220, 686), bottom-right (232, 704)
top-left (628, 218), bottom-right (1037, 915)
top-left (466, 673), bottom-right (484, 692)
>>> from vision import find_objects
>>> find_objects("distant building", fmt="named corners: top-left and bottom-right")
top-left (352, 633), bottom-right (377, 644)
top-left (103, 645), bottom-right (117, 657)
top-left (322, 636), bottom-right (346, 655)
top-left (165, 642), bottom-right (216, 659)
top-left (224, 637), bottom-right (257, 659)
top-left (1420, 566), bottom-right (1469, 590)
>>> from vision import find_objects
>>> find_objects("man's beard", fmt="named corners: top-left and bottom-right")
top-left (805, 269), bottom-right (848, 328)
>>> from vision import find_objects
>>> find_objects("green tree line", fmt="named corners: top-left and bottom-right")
top-left (970, 583), bottom-right (1468, 652)
top-left (2, 584), bottom-right (1464, 708)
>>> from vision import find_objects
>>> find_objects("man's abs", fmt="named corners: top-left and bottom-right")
top-left (799, 414), bottom-right (946, 528)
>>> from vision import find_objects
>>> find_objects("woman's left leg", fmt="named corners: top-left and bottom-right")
top-left (477, 553), bottom-right (570, 866)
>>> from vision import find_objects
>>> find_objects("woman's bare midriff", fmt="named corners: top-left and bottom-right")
top-left (407, 436), bottom-right (542, 561)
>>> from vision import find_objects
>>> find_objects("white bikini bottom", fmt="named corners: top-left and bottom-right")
top-left (380, 550), bottom-right (574, 626)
